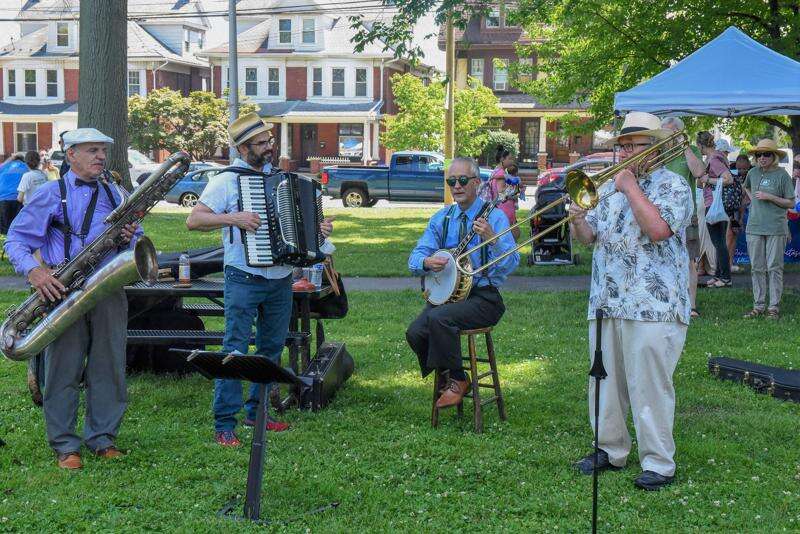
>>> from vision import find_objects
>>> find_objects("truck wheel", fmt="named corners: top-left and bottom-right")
top-left (342, 188), bottom-right (368, 208)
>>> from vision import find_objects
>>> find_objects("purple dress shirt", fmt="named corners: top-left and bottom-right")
top-left (4, 170), bottom-right (144, 276)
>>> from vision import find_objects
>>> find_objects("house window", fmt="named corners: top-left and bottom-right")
top-left (302, 18), bottom-right (315, 44)
top-left (127, 70), bottom-right (141, 97)
top-left (521, 118), bottom-right (540, 164)
top-left (338, 123), bottom-right (363, 158)
top-left (56, 22), bottom-right (69, 47)
top-left (279, 19), bottom-right (292, 44)
top-left (267, 68), bottom-right (279, 96)
top-left (46, 70), bottom-right (57, 97)
top-left (355, 68), bottom-right (367, 97)
top-left (15, 123), bottom-right (37, 152)
top-left (518, 57), bottom-right (534, 82)
top-left (486, 9), bottom-right (500, 27)
top-left (493, 59), bottom-right (508, 90)
top-left (312, 67), bottom-right (322, 96)
top-left (245, 67), bottom-right (258, 96)
top-left (24, 70), bottom-right (36, 97)
top-left (331, 68), bottom-right (344, 97)
top-left (8, 69), bottom-right (15, 97)
top-left (470, 58), bottom-right (484, 82)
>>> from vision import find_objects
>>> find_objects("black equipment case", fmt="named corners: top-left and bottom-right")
top-left (299, 342), bottom-right (354, 411)
top-left (708, 356), bottom-right (800, 403)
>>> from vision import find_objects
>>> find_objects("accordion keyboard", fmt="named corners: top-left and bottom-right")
top-left (238, 176), bottom-right (275, 267)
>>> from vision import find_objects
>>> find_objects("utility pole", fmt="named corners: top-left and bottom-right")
top-left (443, 14), bottom-right (455, 204)
top-left (228, 0), bottom-right (239, 163)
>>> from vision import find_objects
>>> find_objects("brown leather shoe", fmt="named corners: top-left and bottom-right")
top-left (95, 446), bottom-right (124, 459)
top-left (57, 452), bottom-right (82, 469)
top-left (435, 378), bottom-right (470, 408)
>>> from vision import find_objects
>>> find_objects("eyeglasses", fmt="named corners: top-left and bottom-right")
top-left (446, 175), bottom-right (477, 187)
top-left (249, 138), bottom-right (275, 148)
top-left (754, 152), bottom-right (774, 159)
top-left (617, 142), bottom-right (651, 152)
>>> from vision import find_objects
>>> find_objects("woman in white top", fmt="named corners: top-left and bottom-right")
top-left (17, 151), bottom-right (48, 205)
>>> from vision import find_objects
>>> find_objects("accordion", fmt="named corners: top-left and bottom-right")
top-left (236, 171), bottom-right (326, 268)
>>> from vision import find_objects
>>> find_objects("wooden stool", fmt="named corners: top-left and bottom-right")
top-left (431, 327), bottom-right (507, 433)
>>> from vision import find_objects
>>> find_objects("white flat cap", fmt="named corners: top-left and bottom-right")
top-left (714, 138), bottom-right (737, 153)
top-left (62, 128), bottom-right (115, 149)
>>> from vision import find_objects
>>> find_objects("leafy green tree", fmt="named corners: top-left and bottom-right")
top-left (128, 89), bottom-right (258, 160)
top-left (381, 73), bottom-right (502, 156)
top-left (353, 1), bottom-right (800, 151)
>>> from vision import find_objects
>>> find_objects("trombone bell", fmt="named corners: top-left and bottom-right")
top-left (565, 170), bottom-right (598, 210)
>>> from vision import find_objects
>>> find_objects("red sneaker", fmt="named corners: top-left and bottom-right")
top-left (214, 430), bottom-right (241, 447)
top-left (243, 416), bottom-right (290, 432)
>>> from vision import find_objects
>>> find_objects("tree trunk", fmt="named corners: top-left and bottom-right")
top-left (78, 1), bottom-right (130, 189)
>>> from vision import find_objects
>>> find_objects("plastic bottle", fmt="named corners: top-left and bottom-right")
top-left (178, 253), bottom-right (191, 286)
top-left (311, 262), bottom-right (324, 288)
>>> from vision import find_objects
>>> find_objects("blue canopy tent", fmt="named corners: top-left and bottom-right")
top-left (614, 26), bottom-right (800, 117)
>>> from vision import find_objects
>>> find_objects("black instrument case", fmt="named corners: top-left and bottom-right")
top-left (708, 356), bottom-right (800, 403)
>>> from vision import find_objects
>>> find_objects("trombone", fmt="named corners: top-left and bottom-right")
top-left (456, 131), bottom-right (689, 276)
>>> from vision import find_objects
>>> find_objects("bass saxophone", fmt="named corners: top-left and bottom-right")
top-left (0, 151), bottom-right (191, 362)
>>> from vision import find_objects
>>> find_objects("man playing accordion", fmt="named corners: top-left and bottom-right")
top-left (406, 157), bottom-right (519, 409)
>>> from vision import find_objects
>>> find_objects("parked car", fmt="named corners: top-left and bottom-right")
top-left (321, 151), bottom-right (493, 207)
top-left (48, 147), bottom-right (162, 186)
top-left (537, 157), bottom-right (615, 188)
top-left (164, 165), bottom-right (224, 207)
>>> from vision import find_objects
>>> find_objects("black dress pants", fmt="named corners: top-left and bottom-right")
top-left (706, 218), bottom-right (730, 281)
top-left (406, 285), bottom-right (505, 378)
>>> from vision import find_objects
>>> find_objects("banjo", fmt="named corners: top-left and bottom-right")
top-left (422, 187), bottom-right (518, 306)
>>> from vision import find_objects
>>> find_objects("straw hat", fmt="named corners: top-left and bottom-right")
top-left (747, 138), bottom-right (787, 159)
top-left (228, 112), bottom-right (274, 147)
top-left (603, 112), bottom-right (671, 148)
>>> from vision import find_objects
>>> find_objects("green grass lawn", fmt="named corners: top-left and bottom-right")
top-left (1, 288), bottom-right (799, 531)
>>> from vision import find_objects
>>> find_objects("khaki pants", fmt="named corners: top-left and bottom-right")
top-left (745, 234), bottom-right (787, 311)
top-left (588, 319), bottom-right (687, 477)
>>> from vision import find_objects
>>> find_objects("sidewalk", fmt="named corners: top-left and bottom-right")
top-left (2, 272), bottom-right (799, 292)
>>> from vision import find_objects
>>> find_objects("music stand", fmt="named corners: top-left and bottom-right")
top-left (171, 348), bottom-right (314, 523)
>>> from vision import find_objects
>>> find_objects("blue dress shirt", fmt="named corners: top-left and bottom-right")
top-left (408, 197), bottom-right (519, 287)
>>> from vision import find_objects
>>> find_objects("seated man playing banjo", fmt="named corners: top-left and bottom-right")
top-left (406, 157), bottom-right (519, 408)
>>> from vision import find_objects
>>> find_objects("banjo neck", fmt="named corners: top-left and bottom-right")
top-left (451, 187), bottom-right (515, 257)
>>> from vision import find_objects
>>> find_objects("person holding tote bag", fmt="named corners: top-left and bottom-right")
top-left (697, 132), bottom-right (734, 288)
top-left (742, 139), bottom-right (795, 319)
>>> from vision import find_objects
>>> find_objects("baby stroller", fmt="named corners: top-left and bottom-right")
top-left (527, 180), bottom-right (577, 266)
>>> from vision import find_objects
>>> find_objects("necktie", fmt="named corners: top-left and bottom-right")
top-left (75, 179), bottom-right (98, 189)
top-left (458, 212), bottom-right (468, 242)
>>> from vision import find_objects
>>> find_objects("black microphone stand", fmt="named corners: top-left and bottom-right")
top-left (589, 308), bottom-right (608, 534)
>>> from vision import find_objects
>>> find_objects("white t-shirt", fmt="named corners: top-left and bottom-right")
top-left (198, 158), bottom-right (291, 279)
top-left (17, 169), bottom-right (48, 204)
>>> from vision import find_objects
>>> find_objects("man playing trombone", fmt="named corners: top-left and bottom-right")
top-left (568, 112), bottom-right (692, 491)
top-left (406, 157), bottom-right (519, 408)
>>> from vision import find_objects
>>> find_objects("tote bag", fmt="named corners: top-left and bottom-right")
top-left (705, 176), bottom-right (728, 225)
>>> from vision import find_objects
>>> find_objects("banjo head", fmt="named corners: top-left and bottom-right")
top-left (424, 250), bottom-right (459, 305)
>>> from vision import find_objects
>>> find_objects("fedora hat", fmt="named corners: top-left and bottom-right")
top-left (228, 112), bottom-right (274, 147)
top-left (747, 138), bottom-right (787, 159)
top-left (604, 112), bottom-right (671, 148)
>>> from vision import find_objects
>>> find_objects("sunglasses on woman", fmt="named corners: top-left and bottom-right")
top-left (446, 175), bottom-right (477, 187)
top-left (754, 152), bottom-right (774, 159)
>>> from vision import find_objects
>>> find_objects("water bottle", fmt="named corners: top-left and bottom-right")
top-left (311, 263), bottom-right (324, 288)
top-left (178, 253), bottom-right (191, 286)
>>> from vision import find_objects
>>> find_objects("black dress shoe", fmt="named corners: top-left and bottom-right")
top-left (634, 470), bottom-right (674, 491)
top-left (574, 449), bottom-right (622, 475)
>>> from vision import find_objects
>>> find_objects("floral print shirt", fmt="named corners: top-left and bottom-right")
top-left (585, 167), bottom-right (693, 325)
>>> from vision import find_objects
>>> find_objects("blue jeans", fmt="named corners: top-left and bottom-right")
top-left (213, 266), bottom-right (293, 432)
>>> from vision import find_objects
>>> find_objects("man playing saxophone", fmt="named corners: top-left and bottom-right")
top-left (568, 112), bottom-right (692, 491)
top-left (4, 128), bottom-right (140, 470)
top-left (406, 157), bottom-right (518, 409)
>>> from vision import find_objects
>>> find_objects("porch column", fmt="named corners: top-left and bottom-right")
top-left (537, 117), bottom-right (548, 169)
top-left (362, 120), bottom-right (371, 164)
top-left (371, 120), bottom-right (380, 160)
top-left (279, 121), bottom-right (290, 170)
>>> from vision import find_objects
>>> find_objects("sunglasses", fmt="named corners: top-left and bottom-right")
top-left (754, 152), bottom-right (774, 159)
top-left (249, 138), bottom-right (275, 148)
top-left (446, 175), bottom-right (477, 187)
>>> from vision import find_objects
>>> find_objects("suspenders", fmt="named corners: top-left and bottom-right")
top-left (53, 178), bottom-right (118, 262)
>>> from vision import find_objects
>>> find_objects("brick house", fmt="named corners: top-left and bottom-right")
top-left (199, 0), bottom-right (438, 171)
top-left (0, 0), bottom-right (211, 158)
top-left (440, 5), bottom-right (596, 171)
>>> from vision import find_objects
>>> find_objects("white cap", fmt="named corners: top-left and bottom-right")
top-left (714, 138), bottom-right (737, 152)
top-left (62, 128), bottom-right (115, 149)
